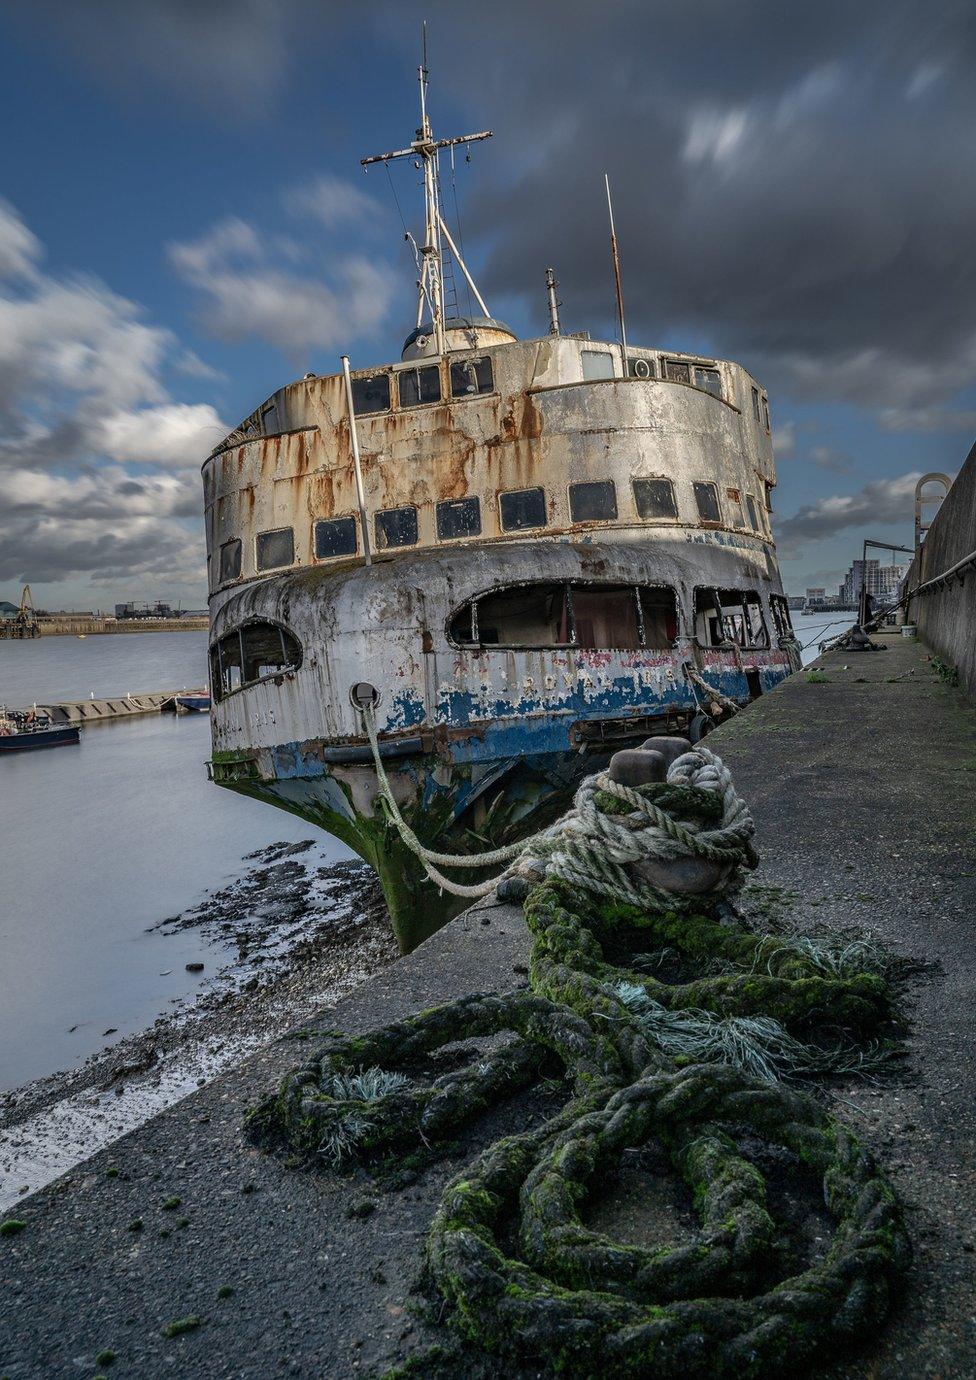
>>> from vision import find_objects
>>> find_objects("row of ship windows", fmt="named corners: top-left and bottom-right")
top-left (209, 584), bottom-right (794, 701)
top-left (216, 478), bottom-right (770, 583)
top-left (281, 352), bottom-right (767, 421)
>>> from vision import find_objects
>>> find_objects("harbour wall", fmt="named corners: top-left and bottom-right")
top-left (33, 616), bottom-right (208, 636)
top-left (904, 436), bottom-right (976, 695)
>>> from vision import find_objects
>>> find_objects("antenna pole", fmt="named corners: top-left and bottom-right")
top-left (340, 355), bottom-right (372, 567)
top-left (361, 29), bottom-right (493, 353)
top-left (604, 174), bottom-right (628, 377)
top-left (545, 267), bottom-right (561, 335)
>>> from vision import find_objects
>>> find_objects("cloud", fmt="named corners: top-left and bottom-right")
top-left (285, 175), bottom-right (385, 230)
top-left (877, 405), bottom-right (976, 434)
top-left (777, 470), bottom-right (931, 552)
top-left (168, 196), bottom-right (398, 355)
top-left (0, 199), bottom-right (224, 597)
top-left (809, 445), bottom-right (854, 474)
top-left (95, 404), bottom-right (227, 467)
top-left (773, 419), bottom-right (796, 458)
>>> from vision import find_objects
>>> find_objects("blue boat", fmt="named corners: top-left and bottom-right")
top-left (175, 693), bottom-right (212, 713)
top-left (0, 708), bottom-right (80, 753)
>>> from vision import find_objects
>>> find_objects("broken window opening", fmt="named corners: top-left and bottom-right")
top-left (770, 594), bottom-right (793, 637)
top-left (752, 386), bottom-right (762, 423)
top-left (627, 355), bottom-right (656, 379)
top-left (256, 527), bottom-right (294, 571)
top-left (745, 494), bottom-right (759, 530)
top-left (449, 356), bottom-right (494, 398)
top-left (447, 582), bottom-right (678, 651)
top-left (694, 588), bottom-right (769, 649)
top-left (210, 621), bottom-right (302, 702)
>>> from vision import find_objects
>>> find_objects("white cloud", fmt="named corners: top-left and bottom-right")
top-left (907, 64), bottom-right (943, 100)
top-left (0, 199), bottom-right (225, 600)
top-left (168, 215), bottom-right (397, 355)
top-left (0, 199), bottom-right (42, 281)
top-left (773, 419), bottom-right (796, 459)
top-left (285, 175), bottom-right (385, 230)
top-left (877, 405), bottom-right (976, 434)
top-left (683, 108), bottom-right (750, 167)
top-left (777, 470), bottom-right (931, 553)
top-left (96, 403), bottom-right (227, 467)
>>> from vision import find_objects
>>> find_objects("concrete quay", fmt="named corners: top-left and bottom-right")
top-left (1, 637), bottom-right (974, 1379)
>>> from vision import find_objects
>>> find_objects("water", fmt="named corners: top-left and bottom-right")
top-left (0, 633), bottom-right (351, 1092)
top-left (791, 611), bottom-right (856, 666)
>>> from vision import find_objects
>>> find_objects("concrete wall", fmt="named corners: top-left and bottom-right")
top-left (904, 437), bottom-right (976, 695)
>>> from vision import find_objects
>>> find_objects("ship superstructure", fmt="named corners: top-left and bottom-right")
top-left (203, 61), bottom-right (799, 949)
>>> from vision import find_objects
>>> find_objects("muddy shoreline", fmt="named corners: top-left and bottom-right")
top-left (0, 844), bottom-right (397, 1207)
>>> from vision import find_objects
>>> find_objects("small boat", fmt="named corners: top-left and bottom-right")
top-left (0, 707), bottom-right (81, 752)
top-left (175, 693), bottom-right (211, 714)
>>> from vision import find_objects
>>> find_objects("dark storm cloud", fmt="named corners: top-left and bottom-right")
top-left (8, 0), bottom-right (975, 421)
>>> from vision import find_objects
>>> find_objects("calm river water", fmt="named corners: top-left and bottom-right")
top-left (0, 615), bottom-right (849, 1094)
top-left (0, 632), bottom-right (350, 1092)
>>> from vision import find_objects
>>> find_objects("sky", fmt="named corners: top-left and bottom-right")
top-left (1, 0), bottom-right (975, 610)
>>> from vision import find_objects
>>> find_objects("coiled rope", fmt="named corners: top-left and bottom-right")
top-left (361, 706), bottom-right (756, 908)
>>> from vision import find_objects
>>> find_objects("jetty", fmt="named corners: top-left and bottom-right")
top-left (1, 631), bottom-right (974, 1378)
top-left (35, 690), bottom-right (210, 725)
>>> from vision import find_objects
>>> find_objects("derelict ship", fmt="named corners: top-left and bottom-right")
top-left (203, 64), bottom-right (799, 951)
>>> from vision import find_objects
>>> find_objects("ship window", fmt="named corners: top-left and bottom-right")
top-left (261, 403), bottom-right (277, 432)
top-left (219, 538), bottom-right (242, 583)
top-left (572, 585), bottom-right (640, 649)
top-left (627, 355), bottom-right (656, 379)
top-left (499, 487), bottom-right (546, 532)
top-left (752, 386), bottom-right (762, 423)
top-left (436, 496), bottom-right (481, 540)
top-left (399, 364), bottom-right (441, 407)
top-left (633, 477), bottom-right (677, 520)
top-left (375, 506), bottom-right (418, 549)
top-left (569, 480), bottom-right (617, 523)
top-left (770, 594), bottom-right (793, 637)
top-left (314, 516), bottom-right (358, 560)
top-left (726, 487), bottom-right (745, 527)
top-left (581, 350), bottom-right (615, 380)
top-left (256, 527), bottom-right (294, 571)
top-left (450, 356), bottom-right (493, 397)
top-left (746, 494), bottom-right (759, 530)
top-left (351, 372), bottom-right (391, 415)
top-left (447, 582), bottom-right (678, 651)
top-left (762, 396), bottom-right (771, 432)
top-left (693, 482), bottom-right (721, 524)
top-left (210, 621), bottom-right (303, 702)
top-left (664, 359), bottom-right (691, 384)
top-left (694, 588), bottom-right (769, 649)
top-left (695, 366), bottom-right (722, 398)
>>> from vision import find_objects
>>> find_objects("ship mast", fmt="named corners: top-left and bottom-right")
top-left (361, 27), bottom-right (492, 356)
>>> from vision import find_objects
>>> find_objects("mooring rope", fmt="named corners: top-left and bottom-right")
top-left (683, 662), bottom-right (743, 714)
top-left (250, 727), bottom-right (909, 1378)
top-left (361, 706), bottom-right (756, 908)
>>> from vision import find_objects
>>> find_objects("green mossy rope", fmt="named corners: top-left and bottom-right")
top-left (249, 761), bottom-right (910, 1378)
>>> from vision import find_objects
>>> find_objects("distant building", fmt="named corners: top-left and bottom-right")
top-left (839, 560), bottom-right (909, 608)
top-left (804, 587), bottom-right (840, 610)
top-left (114, 601), bottom-right (180, 620)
